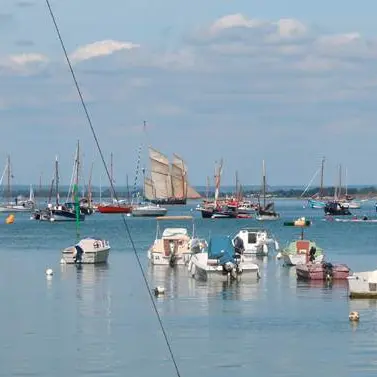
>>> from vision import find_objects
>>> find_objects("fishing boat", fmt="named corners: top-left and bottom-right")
top-left (324, 201), bottom-right (352, 216)
top-left (144, 147), bottom-right (201, 205)
top-left (0, 156), bottom-right (35, 212)
top-left (132, 203), bottom-right (167, 217)
top-left (256, 160), bottom-right (279, 221)
top-left (147, 216), bottom-right (206, 266)
top-left (61, 237), bottom-right (111, 264)
top-left (188, 235), bottom-right (260, 281)
top-left (296, 262), bottom-right (350, 281)
top-left (281, 218), bottom-right (324, 265)
top-left (232, 228), bottom-right (279, 256)
top-left (347, 269), bottom-right (377, 298)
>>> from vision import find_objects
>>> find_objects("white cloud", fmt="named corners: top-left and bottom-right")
top-left (317, 33), bottom-right (361, 47)
top-left (0, 52), bottom-right (48, 75)
top-left (69, 39), bottom-right (140, 63)
top-left (209, 13), bottom-right (266, 34)
top-left (8, 53), bottom-right (47, 65)
top-left (275, 18), bottom-right (307, 39)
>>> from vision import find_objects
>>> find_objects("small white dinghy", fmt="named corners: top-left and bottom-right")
top-left (188, 235), bottom-right (260, 282)
top-left (61, 237), bottom-right (111, 264)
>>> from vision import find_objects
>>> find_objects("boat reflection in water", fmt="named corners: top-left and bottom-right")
top-left (147, 264), bottom-right (261, 316)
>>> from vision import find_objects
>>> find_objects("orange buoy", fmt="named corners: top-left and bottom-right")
top-left (5, 214), bottom-right (15, 224)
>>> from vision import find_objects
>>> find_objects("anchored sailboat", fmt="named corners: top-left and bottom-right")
top-left (256, 160), bottom-right (279, 221)
top-left (144, 147), bottom-right (201, 205)
top-left (0, 155), bottom-right (35, 213)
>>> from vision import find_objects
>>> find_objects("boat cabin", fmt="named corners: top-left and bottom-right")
top-left (233, 228), bottom-right (268, 247)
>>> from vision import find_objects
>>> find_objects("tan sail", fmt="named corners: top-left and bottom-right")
top-left (172, 154), bottom-right (201, 199)
top-left (144, 177), bottom-right (155, 200)
top-left (171, 155), bottom-right (185, 198)
top-left (149, 147), bottom-right (172, 199)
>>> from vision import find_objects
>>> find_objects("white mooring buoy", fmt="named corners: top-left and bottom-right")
top-left (349, 311), bottom-right (360, 322)
top-left (45, 268), bottom-right (54, 276)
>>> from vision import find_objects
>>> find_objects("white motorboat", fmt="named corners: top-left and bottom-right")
top-left (132, 203), bottom-right (167, 217)
top-left (232, 228), bottom-right (279, 256)
top-left (347, 270), bottom-right (377, 298)
top-left (188, 235), bottom-right (260, 282)
top-left (148, 216), bottom-right (206, 266)
top-left (61, 237), bottom-right (110, 264)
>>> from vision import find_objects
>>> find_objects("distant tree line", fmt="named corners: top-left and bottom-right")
top-left (3, 185), bottom-right (377, 199)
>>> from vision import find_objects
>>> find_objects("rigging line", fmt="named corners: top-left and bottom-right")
top-left (44, 2), bottom-right (182, 377)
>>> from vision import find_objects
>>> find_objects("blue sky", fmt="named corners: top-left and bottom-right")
top-left (1, 0), bottom-right (377, 188)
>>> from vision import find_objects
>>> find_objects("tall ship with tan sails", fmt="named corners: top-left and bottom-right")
top-left (144, 147), bottom-right (201, 205)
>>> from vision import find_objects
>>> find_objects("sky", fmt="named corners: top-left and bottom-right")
top-left (1, 0), bottom-right (377, 187)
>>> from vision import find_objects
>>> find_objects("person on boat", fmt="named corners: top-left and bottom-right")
top-left (309, 246), bottom-right (316, 262)
top-left (234, 236), bottom-right (245, 255)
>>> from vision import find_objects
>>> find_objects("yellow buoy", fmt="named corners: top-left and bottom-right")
top-left (5, 214), bottom-right (15, 224)
top-left (349, 311), bottom-right (360, 321)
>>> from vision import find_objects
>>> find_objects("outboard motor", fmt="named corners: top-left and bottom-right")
top-left (309, 246), bottom-right (316, 262)
top-left (322, 262), bottom-right (333, 280)
top-left (234, 236), bottom-right (245, 256)
top-left (74, 245), bottom-right (84, 264)
top-left (169, 240), bottom-right (176, 268)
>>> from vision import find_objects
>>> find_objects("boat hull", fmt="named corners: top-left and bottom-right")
top-left (256, 214), bottom-right (279, 221)
top-left (97, 205), bottom-right (132, 214)
top-left (62, 247), bottom-right (110, 264)
top-left (283, 253), bottom-right (324, 266)
top-left (151, 198), bottom-right (186, 205)
top-left (148, 250), bottom-right (192, 265)
top-left (188, 254), bottom-right (260, 282)
top-left (296, 262), bottom-right (350, 280)
top-left (348, 271), bottom-right (377, 298)
top-left (132, 207), bottom-right (167, 217)
top-left (0, 205), bottom-right (33, 213)
top-left (51, 209), bottom-right (85, 222)
top-left (61, 238), bottom-right (110, 264)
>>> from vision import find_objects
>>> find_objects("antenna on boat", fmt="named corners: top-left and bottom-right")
top-left (44, 2), bottom-right (182, 376)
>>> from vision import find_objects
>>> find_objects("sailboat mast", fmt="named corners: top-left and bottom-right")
top-left (55, 156), bottom-right (59, 206)
top-left (235, 170), bottom-right (239, 200)
top-left (262, 160), bottom-right (266, 208)
top-left (76, 140), bottom-right (80, 186)
top-left (88, 161), bottom-right (94, 204)
top-left (339, 164), bottom-right (342, 198)
top-left (39, 172), bottom-right (43, 198)
top-left (110, 152), bottom-right (114, 201)
top-left (319, 156), bottom-right (325, 198)
top-left (6, 155), bottom-right (11, 203)
top-left (206, 176), bottom-right (210, 200)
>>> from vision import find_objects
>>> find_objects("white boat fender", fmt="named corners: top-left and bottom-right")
top-left (154, 286), bottom-right (165, 296)
top-left (349, 311), bottom-right (359, 322)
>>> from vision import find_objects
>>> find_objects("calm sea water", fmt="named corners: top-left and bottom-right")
top-left (1, 199), bottom-right (377, 377)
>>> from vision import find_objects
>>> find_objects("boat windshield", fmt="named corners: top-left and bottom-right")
top-left (162, 228), bottom-right (188, 238)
